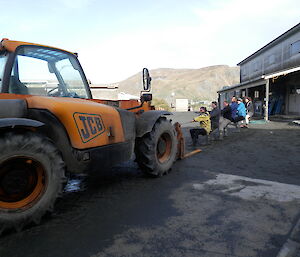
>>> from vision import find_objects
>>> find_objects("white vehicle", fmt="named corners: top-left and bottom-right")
top-left (175, 99), bottom-right (189, 112)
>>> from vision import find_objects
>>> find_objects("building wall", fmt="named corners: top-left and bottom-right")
top-left (240, 29), bottom-right (300, 83)
top-left (219, 90), bottom-right (240, 104)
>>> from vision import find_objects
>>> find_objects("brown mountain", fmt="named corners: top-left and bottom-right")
top-left (117, 65), bottom-right (240, 103)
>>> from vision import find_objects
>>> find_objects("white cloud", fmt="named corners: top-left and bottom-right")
top-left (78, 0), bottom-right (300, 83)
top-left (59, 0), bottom-right (95, 9)
top-left (79, 27), bottom-right (212, 84)
top-left (193, 0), bottom-right (300, 59)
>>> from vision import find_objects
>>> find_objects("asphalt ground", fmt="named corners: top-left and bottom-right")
top-left (0, 112), bottom-right (300, 257)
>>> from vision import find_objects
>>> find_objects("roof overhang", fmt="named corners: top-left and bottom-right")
top-left (218, 78), bottom-right (266, 94)
top-left (218, 65), bottom-right (300, 94)
top-left (262, 66), bottom-right (300, 80)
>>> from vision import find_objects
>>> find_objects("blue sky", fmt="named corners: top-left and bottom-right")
top-left (1, 0), bottom-right (299, 83)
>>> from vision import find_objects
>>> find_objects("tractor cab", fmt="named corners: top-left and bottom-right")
top-left (0, 39), bottom-right (91, 99)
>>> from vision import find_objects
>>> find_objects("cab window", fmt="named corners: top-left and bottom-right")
top-left (0, 53), bottom-right (8, 92)
top-left (9, 46), bottom-right (89, 98)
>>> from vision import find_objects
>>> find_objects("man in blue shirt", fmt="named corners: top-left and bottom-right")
top-left (232, 98), bottom-right (246, 131)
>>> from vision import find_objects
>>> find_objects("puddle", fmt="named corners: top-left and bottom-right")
top-left (64, 175), bottom-right (87, 193)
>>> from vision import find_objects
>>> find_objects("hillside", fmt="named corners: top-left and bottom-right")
top-left (117, 65), bottom-right (240, 103)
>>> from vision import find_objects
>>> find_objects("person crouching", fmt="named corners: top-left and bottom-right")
top-left (232, 98), bottom-right (246, 131)
top-left (219, 100), bottom-right (232, 139)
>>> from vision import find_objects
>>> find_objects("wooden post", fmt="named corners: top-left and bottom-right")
top-left (265, 79), bottom-right (269, 121)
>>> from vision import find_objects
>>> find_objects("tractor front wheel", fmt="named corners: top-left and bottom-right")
top-left (0, 132), bottom-right (65, 234)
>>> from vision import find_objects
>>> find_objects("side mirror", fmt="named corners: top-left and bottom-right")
top-left (140, 93), bottom-right (152, 102)
top-left (142, 68), bottom-right (151, 91)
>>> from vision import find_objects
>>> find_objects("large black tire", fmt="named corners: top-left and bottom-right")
top-left (0, 132), bottom-right (65, 234)
top-left (135, 118), bottom-right (177, 177)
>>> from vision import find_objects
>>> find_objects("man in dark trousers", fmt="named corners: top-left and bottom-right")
top-left (210, 101), bottom-right (221, 139)
top-left (243, 97), bottom-right (254, 128)
top-left (219, 100), bottom-right (232, 139)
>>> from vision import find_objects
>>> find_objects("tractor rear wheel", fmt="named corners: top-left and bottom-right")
top-left (0, 132), bottom-right (65, 234)
top-left (135, 118), bottom-right (177, 177)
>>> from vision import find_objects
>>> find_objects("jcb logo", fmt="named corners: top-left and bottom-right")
top-left (73, 113), bottom-right (105, 143)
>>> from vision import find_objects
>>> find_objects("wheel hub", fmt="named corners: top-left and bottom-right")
top-left (156, 132), bottom-right (172, 163)
top-left (157, 138), bottom-right (167, 155)
top-left (0, 157), bottom-right (45, 209)
top-left (1, 169), bottom-right (31, 195)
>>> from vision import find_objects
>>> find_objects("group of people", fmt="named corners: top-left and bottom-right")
top-left (190, 96), bottom-right (254, 145)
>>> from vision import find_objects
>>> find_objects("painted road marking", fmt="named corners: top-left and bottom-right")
top-left (193, 174), bottom-right (300, 202)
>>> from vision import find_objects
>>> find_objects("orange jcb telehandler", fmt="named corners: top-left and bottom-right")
top-left (0, 39), bottom-right (185, 233)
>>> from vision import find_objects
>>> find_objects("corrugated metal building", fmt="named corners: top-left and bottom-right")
top-left (218, 23), bottom-right (300, 120)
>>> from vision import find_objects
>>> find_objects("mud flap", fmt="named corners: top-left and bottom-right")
top-left (174, 122), bottom-right (185, 160)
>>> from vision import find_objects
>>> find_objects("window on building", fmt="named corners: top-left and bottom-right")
top-left (242, 68), bottom-right (246, 76)
top-left (253, 61), bottom-right (260, 72)
top-left (291, 40), bottom-right (300, 56)
top-left (241, 66), bottom-right (247, 76)
top-left (254, 91), bottom-right (259, 98)
top-left (252, 62), bottom-right (256, 72)
top-left (290, 85), bottom-right (300, 94)
top-left (269, 54), bottom-right (275, 64)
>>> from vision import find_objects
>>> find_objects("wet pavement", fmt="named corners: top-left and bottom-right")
top-left (1, 113), bottom-right (300, 257)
